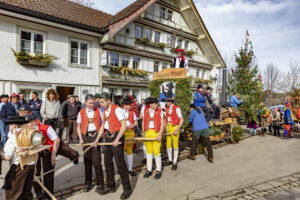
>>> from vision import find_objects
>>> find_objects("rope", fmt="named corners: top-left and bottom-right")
top-left (37, 144), bottom-right (94, 179)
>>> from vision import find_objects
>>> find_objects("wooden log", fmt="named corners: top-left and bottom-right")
top-left (69, 142), bottom-right (121, 147)
top-left (34, 175), bottom-right (57, 200)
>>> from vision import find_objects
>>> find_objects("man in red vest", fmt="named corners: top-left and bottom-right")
top-left (122, 98), bottom-right (138, 176)
top-left (93, 92), bottom-right (132, 200)
top-left (77, 94), bottom-right (106, 195)
top-left (165, 98), bottom-right (184, 170)
top-left (142, 97), bottom-right (164, 179)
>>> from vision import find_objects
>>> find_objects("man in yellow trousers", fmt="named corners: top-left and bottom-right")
top-left (165, 98), bottom-right (184, 170)
top-left (122, 98), bottom-right (138, 176)
top-left (142, 97), bottom-right (164, 179)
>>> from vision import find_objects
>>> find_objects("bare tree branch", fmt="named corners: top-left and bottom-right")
top-left (263, 63), bottom-right (281, 105)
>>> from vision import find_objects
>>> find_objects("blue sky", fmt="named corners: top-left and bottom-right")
top-left (91, 0), bottom-right (300, 72)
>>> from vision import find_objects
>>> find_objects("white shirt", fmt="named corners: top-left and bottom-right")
top-left (167, 105), bottom-right (182, 122)
top-left (123, 109), bottom-right (137, 127)
top-left (36, 126), bottom-right (58, 141)
top-left (175, 58), bottom-right (182, 68)
top-left (77, 108), bottom-right (99, 132)
top-left (3, 131), bottom-right (35, 166)
top-left (101, 105), bottom-right (125, 130)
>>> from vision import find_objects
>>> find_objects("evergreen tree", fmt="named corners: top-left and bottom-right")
top-left (227, 41), bottom-right (262, 121)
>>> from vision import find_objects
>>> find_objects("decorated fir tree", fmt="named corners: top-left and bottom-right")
top-left (227, 36), bottom-right (262, 121)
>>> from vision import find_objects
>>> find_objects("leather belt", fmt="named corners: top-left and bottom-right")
top-left (105, 130), bottom-right (117, 138)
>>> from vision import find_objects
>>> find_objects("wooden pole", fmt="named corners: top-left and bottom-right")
top-left (69, 142), bottom-right (121, 147)
top-left (34, 176), bottom-right (57, 200)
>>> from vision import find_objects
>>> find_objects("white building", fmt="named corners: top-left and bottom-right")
top-left (100, 0), bottom-right (226, 102)
top-left (0, 0), bottom-right (225, 103)
top-left (0, 0), bottom-right (111, 102)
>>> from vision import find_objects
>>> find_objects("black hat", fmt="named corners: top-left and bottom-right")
top-left (206, 86), bottom-right (213, 91)
top-left (0, 94), bottom-right (9, 99)
top-left (24, 114), bottom-right (35, 122)
top-left (145, 97), bottom-right (151, 105)
top-left (4, 116), bottom-right (29, 125)
top-left (94, 93), bottom-right (101, 98)
top-left (123, 98), bottom-right (132, 105)
top-left (99, 92), bottom-right (110, 99)
top-left (19, 105), bottom-right (32, 112)
top-left (165, 97), bottom-right (174, 102)
top-left (148, 97), bottom-right (158, 104)
top-left (85, 94), bottom-right (94, 101)
top-left (197, 84), bottom-right (203, 89)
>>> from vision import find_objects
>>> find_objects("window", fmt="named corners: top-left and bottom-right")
top-left (185, 41), bottom-right (189, 50)
top-left (177, 39), bottom-right (183, 48)
top-left (20, 89), bottom-right (43, 102)
top-left (145, 28), bottom-right (152, 41)
top-left (122, 89), bottom-right (130, 98)
top-left (71, 41), bottom-right (88, 65)
top-left (110, 52), bottom-right (119, 66)
top-left (135, 25), bottom-right (143, 39)
top-left (202, 70), bottom-right (206, 79)
top-left (154, 61), bottom-right (159, 72)
top-left (20, 30), bottom-right (45, 55)
top-left (168, 35), bottom-right (175, 47)
top-left (122, 55), bottom-right (130, 68)
top-left (168, 10), bottom-right (173, 21)
top-left (133, 57), bottom-right (140, 69)
top-left (155, 31), bottom-right (160, 43)
top-left (196, 69), bottom-right (200, 78)
top-left (160, 7), bottom-right (166, 18)
top-left (162, 62), bottom-right (168, 69)
top-left (132, 90), bottom-right (139, 99)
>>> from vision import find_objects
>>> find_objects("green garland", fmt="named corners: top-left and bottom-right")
top-left (148, 77), bottom-right (193, 127)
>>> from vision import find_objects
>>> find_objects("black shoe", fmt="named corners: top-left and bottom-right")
top-left (154, 171), bottom-right (162, 179)
top-left (120, 189), bottom-right (132, 200)
top-left (129, 170), bottom-right (136, 176)
top-left (171, 164), bottom-right (177, 170)
top-left (141, 158), bottom-right (146, 164)
top-left (83, 184), bottom-right (92, 192)
top-left (73, 158), bottom-right (79, 165)
top-left (144, 170), bottom-right (152, 178)
top-left (36, 192), bottom-right (44, 200)
top-left (95, 185), bottom-right (108, 195)
top-left (107, 187), bottom-right (116, 193)
top-left (187, 155), bottom-right (196, 160)
top-left (208, 157), bottom-right (213, 163)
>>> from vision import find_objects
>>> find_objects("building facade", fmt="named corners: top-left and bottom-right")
top-left (0, 0), bottom-right (225, 104)
top-left (100, 0), bottom-right (225, 102)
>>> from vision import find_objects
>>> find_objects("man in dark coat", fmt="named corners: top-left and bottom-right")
top-left (0, 93), bottom-right (20, 140)
top-left (28, 91), bottom-right (43, 122)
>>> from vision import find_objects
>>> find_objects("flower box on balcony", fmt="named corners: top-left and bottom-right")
top-left (11, 48), bottom-right (57, 67)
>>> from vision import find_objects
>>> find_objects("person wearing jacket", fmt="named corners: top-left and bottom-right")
top-left (187, 104), bottom-right (213, 163)
top-left (0, 93), bottom-right (20, 140)
top-left (18, 93), bottom-right (28, 106)
top-left (284, 102), bottom-right (294, 139)
top-left (63, 95), bottom-right (81, 143)
top-left (194, 84), bottom-right (212, 122)
top-left (230, 92), bottom-right (242, 109)
top-left (29, 91), bottom-right (43, 122)
top-left (0, 94), bottom-right (9, 146)
top-left (40, 89), bottom-right (62, 131)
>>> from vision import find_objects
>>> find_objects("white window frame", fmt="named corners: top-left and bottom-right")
top-left (122, 55), bottom-right (130, 68)
top-left (70, 39), bottom-right (90, 66)
top-left (19, 28), bottom-right (46, 55)
top-left (145, 28), bottom-right (152, 41)
top-left (154, 61), bottom-right (160, 72)
top-left (109, 52), bottom-right (120, 67)
top-left (155, 31), bottom-right (160, 43)
top-left (167, 10), bottom-right (173, 21)
top-left (132, 56), bottom-right (140, 69)
top-left (185, 40), bottom-right (189, 51)
top-left (160, 7), bottom-right (166, 18)
top-left (135, 25), bottom-right (143, 39)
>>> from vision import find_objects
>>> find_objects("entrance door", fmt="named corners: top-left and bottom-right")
top-left (56, 86), bottom-right (75, 103)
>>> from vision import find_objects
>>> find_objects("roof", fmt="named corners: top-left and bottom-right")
top-left (109, 0), bottom-right (150, 25)
top-left (0, 0), bottom-right (113, 33)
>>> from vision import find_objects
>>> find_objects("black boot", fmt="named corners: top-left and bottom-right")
top-left (144, 170), bottom-right (152, 178)
top-left (120, 189), bottom-right (132, 200)
top-left (171, 164), bottom-right (177, 170)
top-left (154, 171), bottom-right (162, 179)
top-left (95, 185), bottom-right (108, 195)
top-left (129, 170), bottom-right (136, 176)
top-left (83, 184), bottom-right (92, 192)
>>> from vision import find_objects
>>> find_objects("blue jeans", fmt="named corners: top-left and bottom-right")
top-left (0, 120), bottom-right (6, 146)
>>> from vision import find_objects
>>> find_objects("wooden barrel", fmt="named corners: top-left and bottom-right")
top-left (16, 128), bottom-right (45, 147)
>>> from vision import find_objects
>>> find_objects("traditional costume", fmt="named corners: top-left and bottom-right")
top-left (33, 116), bottom-right (79, 200)
top-left (165, 98), bottom-right (183, 170)
top-left (77, 94), bottom-right (105, 194)
top-left (122, 98), bottom-right (137, 176)
top-left (1, 116), bottom-right (35, 200)
top-left (99, 92), bottom-right (132, 199)
top-left (143, 97), bottom-right (163, 179)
